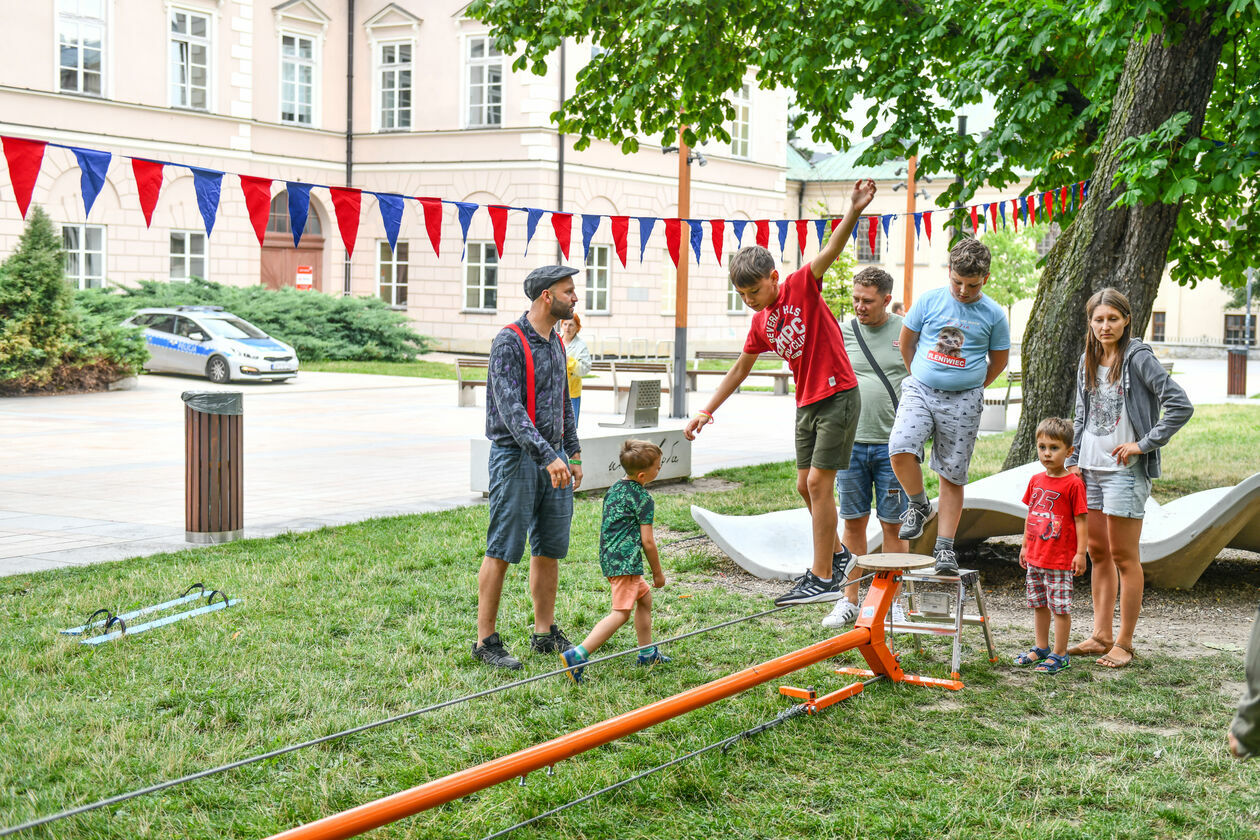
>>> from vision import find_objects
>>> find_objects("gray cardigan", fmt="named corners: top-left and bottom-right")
top-left (1066, 338), bottom-right (1193, 479)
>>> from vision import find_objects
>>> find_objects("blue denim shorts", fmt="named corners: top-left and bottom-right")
top-left (835, 442), bottom-right (908, 524)
top-left (1081, 463), bottom-right (1151, 520)
top-left (485, 444), bottom-right (574, 564)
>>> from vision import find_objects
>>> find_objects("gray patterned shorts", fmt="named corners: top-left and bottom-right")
top-left (887, 376), bottom-right (983, 486)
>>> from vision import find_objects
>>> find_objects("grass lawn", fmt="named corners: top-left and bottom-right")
top-left (3, 409), bottom-right (1259, 838)
top-left (301, 359), bottom-right (466, 379)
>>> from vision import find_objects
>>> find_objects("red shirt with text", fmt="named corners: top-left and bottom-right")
top-left (1021, 472), bottom-right (1088, 571)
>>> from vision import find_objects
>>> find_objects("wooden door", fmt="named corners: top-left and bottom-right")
top-left (261, 232), bottom-right (325, 291)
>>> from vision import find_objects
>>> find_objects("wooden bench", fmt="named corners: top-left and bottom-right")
top-left (982, 370), bottom-right (1022, 408)
top-left (686, 351), bottom-right (791, 395)
top-left (1160, 360), bottom-right (1174, 374)
top-left (455, 357), bottom-right (489, 407)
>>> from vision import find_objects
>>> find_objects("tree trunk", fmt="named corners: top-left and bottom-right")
top-left (1004, 4), bottom-right (1227, 469)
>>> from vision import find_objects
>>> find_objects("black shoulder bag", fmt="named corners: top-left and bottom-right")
top-left (848, 321), bottom-right (899, 410)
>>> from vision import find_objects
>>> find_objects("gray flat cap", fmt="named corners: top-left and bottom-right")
top-left (523, 265), bottom-right (579, 300)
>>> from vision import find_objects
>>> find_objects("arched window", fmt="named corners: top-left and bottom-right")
top-left (267, 191), bottom-right (323, 236)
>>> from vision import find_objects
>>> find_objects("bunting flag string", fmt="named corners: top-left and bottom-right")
top-left (0, 132), bottom-right (1090, 271)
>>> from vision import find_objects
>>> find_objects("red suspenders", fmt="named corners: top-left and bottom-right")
top-left (504, 323), bottom-right (565, 430)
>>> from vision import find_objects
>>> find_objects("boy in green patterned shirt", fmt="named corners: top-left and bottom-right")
top-left (560, 440), bottom-right (668, 683)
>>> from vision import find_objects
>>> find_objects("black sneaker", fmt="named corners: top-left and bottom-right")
top-left (832, 546), bottom-right (858, 583)
top-left (899, 501), bottom-right (933, 540)
top-left (472, 633), bottom-right (522, 670)
top-left (933, 548), bottom-right (959, 576)
top-left (530, 624), bottom-right (574, 654)
top-left (774, 571), bottom-right (843, 605)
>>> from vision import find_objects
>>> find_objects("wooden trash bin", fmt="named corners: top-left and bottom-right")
top-left (182, 391), bottom-right (243, 544)
top-left (1227, 348), bottom-right (1248, 397)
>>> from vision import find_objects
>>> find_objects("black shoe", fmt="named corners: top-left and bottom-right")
top-left (832, 546), bottom-right (858, 583)
top-left (933, 548), bottom-right (959, 576)
top-left (472, 633), bottom-right (522, 670)
top-left (774, 571), bottom-right (843, 605)
top-left (899, 501), bottom-right (933, 540)
top-left (530, 624), bottom-right (574, 654)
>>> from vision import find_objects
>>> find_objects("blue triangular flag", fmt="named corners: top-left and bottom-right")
top-left (638, 217), bottom-right (656, 262)
top-left (524, 208), bottom-right (544, 256)
top-left (999, 201), bottom-right (1007, 228)
top-left (189, 167), bottom-right (223, 237)
top-left (373, 192), bottom-right (404, 252)
top-left (814, 219), bottom-right (827, 250)
top-left (731, 219), bottom-right (747, 247)
top-left (881, 214), bottom-right (892, 238)
top-left (687, 220), bottom-right (703, 265)
top-left (71, 147), bottom-right (112, 218)
top-left (455, 201), bottom-right (478, 259)
top-left (775, 220), bottom-right (788, 256)
top-left (581, 214), bottom-right (601, 262)
top-left (914, 213), bottom-right (922, 242)
top-left (286, 182), bottom-right (313, 247)
top-left (1082, 180), bottom-right (1090, 200)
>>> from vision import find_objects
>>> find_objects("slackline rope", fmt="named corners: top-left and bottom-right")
top-left (3, 571), bottom-right (878, 837)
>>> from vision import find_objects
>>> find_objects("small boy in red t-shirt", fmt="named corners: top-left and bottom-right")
top-left (685, 179), bottom-right (876, 608)
top-left (1013, 417), bottom-right (1088, 674)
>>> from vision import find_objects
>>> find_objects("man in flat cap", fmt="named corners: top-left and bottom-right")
top-left (474, 265), bottom-right (584, 669)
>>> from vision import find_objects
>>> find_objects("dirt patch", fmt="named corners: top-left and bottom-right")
top-left (651, 477), bottom-right (740, 496)
top-left (1095, 720), bottom-right (1185, 738)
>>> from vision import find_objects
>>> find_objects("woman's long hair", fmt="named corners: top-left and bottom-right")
top-left (1083, 287), bottom-right (1132, 391)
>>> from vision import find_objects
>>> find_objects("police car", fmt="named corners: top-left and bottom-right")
top-left (122, 306), bottom-right (300, 383)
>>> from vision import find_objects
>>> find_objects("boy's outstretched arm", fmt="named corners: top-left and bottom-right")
top-left (684, 351), bottom-right (759, 440)
top-left (810, 179), bottom-right (876, 280)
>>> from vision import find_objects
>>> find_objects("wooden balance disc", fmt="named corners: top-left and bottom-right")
top-left (856, 552), bottom-right (935, 570)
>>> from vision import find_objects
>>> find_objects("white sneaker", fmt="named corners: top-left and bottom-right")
top-left (891, 599), bottom-right (909, 625)
top-left (821, 597), bottom-right (860, 628)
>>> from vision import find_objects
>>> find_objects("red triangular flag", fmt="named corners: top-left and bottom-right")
top-left (1043, 191), bottom-right (1053, 222)
top-left (924, 211), bottom-right (933, 243)
top-left (130, 158), bottom-right (164, 228)
top-left (488, 205), bottom-right (509, 258)
top-left (417, 197), bottom-right (442, 256)
top-left (239, 175), bottom-right (273, 246)
top-left (988, 202), bottom-right (998, 231)
top-left (1060, 186), bottom-right (1068, 213)
top-left (551, 212), bottom-right (572, 261)
top-left (1011, 199), bottom-right (1019, 232)
top-left (329, 188), bottom-right (362, 258)
top-left (2, 136), bottom-right (46, 219)
top-left (867, 216), bottom-right (877, 255)
top-left (792, 219), bottom-right (807, 256)
top-left (755, 219), bottom-right (769, 248)
top-left (969, 205), bottom-right (979, 235)
top-left (830, 218), bottom-right (841, 232)
top-left (1079, 181), bottom-right (1086, 204)
top-left (665, 218), bottom-right (682, 267)
top-left (710, 219), bottom-right (724, 265)
top-left (610, 215), bottom-right (629, 268)
top-left (1028, 196), bottom-right (1037, 226)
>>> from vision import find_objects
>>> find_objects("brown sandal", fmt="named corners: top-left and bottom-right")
top-left (1067, 635), bottom-right (1112, 657)
top-left (1096, 643), bottom-right (1135, 669)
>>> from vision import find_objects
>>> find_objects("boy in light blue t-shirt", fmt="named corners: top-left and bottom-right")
top-left (889, 238), bottom-right (1010, 574)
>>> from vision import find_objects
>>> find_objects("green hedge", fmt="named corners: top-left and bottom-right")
top-left (77, 278), bottom-right (432, 362)
top-left (0, 207), bottom-right (146, 395)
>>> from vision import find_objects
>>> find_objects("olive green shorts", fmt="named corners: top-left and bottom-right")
top-left (794, 387), bottom-right (860, 471)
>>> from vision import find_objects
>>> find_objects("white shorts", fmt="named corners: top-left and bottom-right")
top-left (887, 377), bottom-right (983, 487)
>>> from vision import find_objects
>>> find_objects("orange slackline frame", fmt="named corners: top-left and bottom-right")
top-left (267, 570), bottom-right (921, 840)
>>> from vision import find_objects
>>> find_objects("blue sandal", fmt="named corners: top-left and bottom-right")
top-left (1012, 647), bottom-right (1050, 667)
top-left (1034, 653), bottom-right (1070, 674)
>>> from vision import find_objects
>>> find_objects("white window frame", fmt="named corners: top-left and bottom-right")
top-left (464, 33), bottom-right (503, 129)
top-left (726, 252), bottom-right (745, 313)
top-left (585, 245), bottom-right (611, 314)
top-left (730, 83), bottom-right (751, 158)
top-left (169, 6), bottom-right (212, 111)
top-left (279, 30), bottom-right (318, 126)
top-left (377, 239), bottom-right (409, 308)
top-left (856, 225), bottom-right (883, 263)
top-left (464, 241), bottom-right (498, 312)
top-left (63, 222), bottom-right (107, 290)
top-left (169, 230), bottom-right (207, 281)
top-left (375, 39), bottom-right (413, 132)
top-left (56, 0), bottom-right (107, 97)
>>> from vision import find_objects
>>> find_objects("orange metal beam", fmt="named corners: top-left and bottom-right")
top-left (267, 573), bottom-right (906, 840)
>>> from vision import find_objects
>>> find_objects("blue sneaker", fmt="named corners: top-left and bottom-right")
top-left (637, 646), bottom-right (672, 667)
top-left (559, 647), bottom-right (587, 683)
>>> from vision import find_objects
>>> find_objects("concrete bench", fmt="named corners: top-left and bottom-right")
top-left (980, 370), bottom-right (1021, 432)
top-left (455, 357), bottom-right (489, 407)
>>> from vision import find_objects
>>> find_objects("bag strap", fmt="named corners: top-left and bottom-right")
top-left (849, 320), bottom-right (899, 411)
top-left (504, 323), bottom-right (566, 437)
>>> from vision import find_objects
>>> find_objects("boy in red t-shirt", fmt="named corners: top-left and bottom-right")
top-left (685, 179), bottom-right (876, 607)
top-left (1012, 417), bottom-right (1088, 674)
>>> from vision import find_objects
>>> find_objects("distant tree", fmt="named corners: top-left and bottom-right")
top-left (811, 202), bottom-right (856, 321)
top-left (981, 224), bottom-right (1043, 321)
top-left (1223, 273), bottom-right (1258, 309)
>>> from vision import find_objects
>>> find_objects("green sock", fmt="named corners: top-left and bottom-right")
top-left (574, 645), bottom-right (588, 660)
top-left (640, 645), bottom-right (656, 658)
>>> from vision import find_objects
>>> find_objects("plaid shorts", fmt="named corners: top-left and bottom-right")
top-left (1025, 566), bottom-right (1073, 615)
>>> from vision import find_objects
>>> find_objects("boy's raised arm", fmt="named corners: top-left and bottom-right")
top-left (810, 179), bottom-right (876, 280)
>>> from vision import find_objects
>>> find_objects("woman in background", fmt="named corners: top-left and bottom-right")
top-left (563, 314), bottom-right (591, 424)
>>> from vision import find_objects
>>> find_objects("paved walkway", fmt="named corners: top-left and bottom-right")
top-left (2, 357), bottom-right (1255, 577)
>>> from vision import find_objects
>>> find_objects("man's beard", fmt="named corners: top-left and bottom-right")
top-left (550, 299), bottom-right (574, 320)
